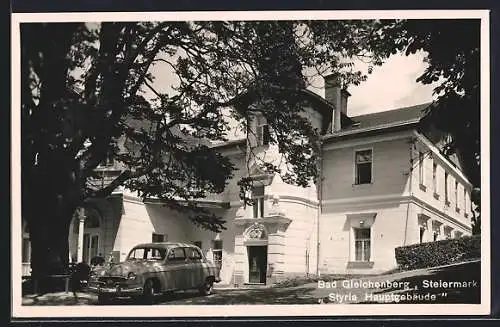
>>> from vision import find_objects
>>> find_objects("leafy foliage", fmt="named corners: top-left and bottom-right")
top-left (21, 20), bottom-right (381, 237)
top-left (395, 235), bottom-right (481, 271)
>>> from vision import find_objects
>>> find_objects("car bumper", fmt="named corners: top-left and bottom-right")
top-left (87, 284), bottom-right (143, 297)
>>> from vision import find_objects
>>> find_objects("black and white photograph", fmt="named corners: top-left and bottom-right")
top-left (11, 10), bottom-right (490, 318)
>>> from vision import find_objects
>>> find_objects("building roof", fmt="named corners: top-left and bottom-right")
top-left (347, 103), bottom-right (431, 131)
top-left (211, 102), bottom-right (433, 147)
top-left (322, 102), bottom-right (432, 141)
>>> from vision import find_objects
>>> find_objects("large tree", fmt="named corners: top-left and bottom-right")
top-left (21, 20), bottom-right (377, 281)
top-left (20, 19), bottom-right (481, 283)
top-left (363, 19), bottom-right (481, 232)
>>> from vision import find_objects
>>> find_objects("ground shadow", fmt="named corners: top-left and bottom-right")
top-left (358, 260), bottom-right (480, 304)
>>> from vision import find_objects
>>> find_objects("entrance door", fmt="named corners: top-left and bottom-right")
top-left (248, 246), bottom-right (267, 284)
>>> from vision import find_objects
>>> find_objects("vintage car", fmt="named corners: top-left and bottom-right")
top-left (87, 242), bottom-right (221, 304)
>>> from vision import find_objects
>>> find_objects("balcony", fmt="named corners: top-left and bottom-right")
top-left (87, 168), bottom-right (123, 191)
top-left (234, 194), bottom-right (292, 227)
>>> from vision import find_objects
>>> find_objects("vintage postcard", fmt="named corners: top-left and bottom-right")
top-left (11, 9), bottom-right (491, 318)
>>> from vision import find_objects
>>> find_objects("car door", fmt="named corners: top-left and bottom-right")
top-left (165, 247), bottom-right (187, 291)
top-left (185, 247), bottom-right (204, 289)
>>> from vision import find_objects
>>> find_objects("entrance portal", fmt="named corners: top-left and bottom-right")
top-left (247, 246), bottom-right (267, 284)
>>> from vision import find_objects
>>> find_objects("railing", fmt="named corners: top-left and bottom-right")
top-left (234, 194), bottom-right (290, 226)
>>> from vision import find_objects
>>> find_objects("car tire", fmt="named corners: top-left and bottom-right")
top-left (141, 279), bottom-right (155, 305)
top-left (97, 294), bottom-right (111, 305)
top-left (199, 278), bottom-right (214, 296)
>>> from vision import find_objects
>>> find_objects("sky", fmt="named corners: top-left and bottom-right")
top-left (148, 50), bottom-right (438, 118)
top-left (306, 50), bottom-right (438, 116)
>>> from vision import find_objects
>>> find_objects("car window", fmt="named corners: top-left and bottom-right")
top-left (186, 247), bottom-right (203, 261)
top-left (128, 248), bottom-right (145, 260)
top-left (167, 247), bottom-right (186, 261)
top-left (127, 247), bottom-right (166, 261)
top-left (145, 248), bottom-right (166, 260)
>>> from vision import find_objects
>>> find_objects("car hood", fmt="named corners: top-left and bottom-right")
top-left (102, 260), bottom-right (163, 277)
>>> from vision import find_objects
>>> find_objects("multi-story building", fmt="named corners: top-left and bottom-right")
top-left (21, 74), bottom-right (473, 285)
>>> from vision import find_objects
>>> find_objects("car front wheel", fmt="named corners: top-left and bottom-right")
top-left (141, 279), bottom-right (156, 305)
top-left (199, 278), bottom-right (214, 296)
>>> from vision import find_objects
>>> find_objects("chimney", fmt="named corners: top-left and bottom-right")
top-left (324, 74), bottom-right (350, 132)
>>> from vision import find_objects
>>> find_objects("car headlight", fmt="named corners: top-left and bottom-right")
top-left (127, 272), bottom-right (137, 280)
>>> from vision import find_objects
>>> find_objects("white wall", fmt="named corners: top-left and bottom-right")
top-left (322, 136), bottom-right (412, 201)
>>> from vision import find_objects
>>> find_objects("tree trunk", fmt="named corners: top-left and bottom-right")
top-left (27, 188), bottom-right (77, 293)
top-left (25, 149), bottom-right (83, 292)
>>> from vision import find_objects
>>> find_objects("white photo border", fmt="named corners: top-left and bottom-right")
top-left (11, 9), bottom-right (491, 318)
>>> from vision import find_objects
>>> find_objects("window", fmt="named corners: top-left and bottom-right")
top-left (433, 231), bottom-right (439, 241)
top-left (444, 227), bottom-right (452, 239)
top-left (186, 247), bottom-right (203, 261)
top-left (444, 172), bottom-right (449, 204)
top-left (354, 228), bottom-right (371, 261)
top-left (252, 114), bottom-right (270, 147)
top-left (455, 181), bottom-right (459, 210)
top-left (464, 190), bottom-right (468, 214)
top-left (152, 233), bottom-right (166, 243)
top-left (256, 124), bottom-right (270, 146)
top-left (355, 149), bottom-right (372, 185)
top-left (167, 247), bottom-right (186, 261)
top-left (252, 185), bottom-right (265, 218)
top-left (418, 152), bottom-right (425, 185)
top-left (212, 240), bottom-right (223, 268)
top-left (432, 162), bottom-right (438, 192)
top-left (419, 226), bottom-right (426, 244)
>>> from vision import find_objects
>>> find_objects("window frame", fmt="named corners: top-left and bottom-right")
top-left (253, 113), bottom-right (270, 147)
top-left (418, 151), bottom-right (425, 186)
top-left (432, 161), bottom-right (438, 193)
top-left (152, 233), bottom-right (167, 243)
top-left (251, 185), bottom-right (265, 218)
top-left (353, 227), bottom-right (371, 262)
top-left (444, 172), bottom-right (450, 204)
top-left (419, 226), bottom-right (426, 244)
top-left (353, 148), bottom-right (373, 185)
top-left (212, 240), bottom-right (223, 268)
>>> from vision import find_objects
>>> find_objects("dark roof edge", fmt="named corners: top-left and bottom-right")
top-left (143, 197), bottom-right (231, 209)
top-left (322, 120), bottom-right (420, 143)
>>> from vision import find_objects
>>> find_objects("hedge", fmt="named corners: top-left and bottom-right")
top-left (395, 235), bottom-right (480, 271)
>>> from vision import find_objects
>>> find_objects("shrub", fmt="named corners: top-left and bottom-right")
top-left (395, 235), bottom-right (480, 271)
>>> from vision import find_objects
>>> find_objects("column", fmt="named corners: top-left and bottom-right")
top-left (77, 208), bottom-right (86, 263)
top-left (232, 234), bottom-right (246, 287)
top-left (267, 232), bottom-right (286, 283)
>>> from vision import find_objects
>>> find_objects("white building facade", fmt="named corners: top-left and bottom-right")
top-left (22, 76), bottom-right (474, 285)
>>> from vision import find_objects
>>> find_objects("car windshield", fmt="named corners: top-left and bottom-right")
top-left (127, 247), bottom-right (166, 261)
